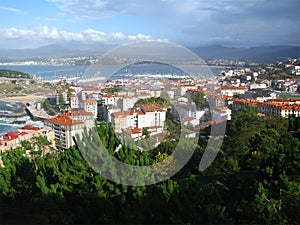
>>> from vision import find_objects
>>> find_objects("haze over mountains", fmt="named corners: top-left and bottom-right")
top-left (0, 42), bottom-right (300, 63)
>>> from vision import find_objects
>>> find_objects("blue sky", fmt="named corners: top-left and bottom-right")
top-left (0, 0), bottom-right (299, 48)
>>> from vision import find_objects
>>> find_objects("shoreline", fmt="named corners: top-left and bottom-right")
top-left (0, 95), bottom-right (46, 118)
top-left (0, 95), bottom-right (46, 104)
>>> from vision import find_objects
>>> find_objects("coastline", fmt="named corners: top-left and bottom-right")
top-left (0, 95), bottom-right (46, 104)
top-left (0, 95), bottom-right (46, 119)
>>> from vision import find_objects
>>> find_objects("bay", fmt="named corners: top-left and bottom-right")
top-left (0, 64), bottom-right (223, 136)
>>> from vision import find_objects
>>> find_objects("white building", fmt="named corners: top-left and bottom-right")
top-left (117, 95), bottom-right (138, 111)
top-left (212, 107), bottom-right (232, 121)
top-left (56, 89), bottom-right (69, 105)
top-left (83, 99), bottom-right (98, 118)
top-left (220, 86), bottom-right (248, 96)
top-left (101, 94), bottom-right (120, 106)
top-left (45, 110), bottom-right (94, 149)
top-left (172, 103), bottom-right (205, 121)
top-left (106, 105), bottom-right (122, 122)
top-left (182, 117), bottom-right (199, 127)
top-left (111, 104), bottom-right (167, 134)
top-left (250, 83), bottom-right (267, 90)
top-left (70, 95), bottom-right (79, 108)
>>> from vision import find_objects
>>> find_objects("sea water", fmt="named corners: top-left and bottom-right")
top-left (0, 64), bottom-right (223, 135)
top-left (0, 100), bottom-right (43, 136)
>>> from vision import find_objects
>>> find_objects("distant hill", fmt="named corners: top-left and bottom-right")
top-left (0, 69), bottom-right (30, 79)
top-left (0, 42), bottom-right (300, 63)
top-left (191, 45), bottom-right (300, 63)
top-left (0, 42), bottom-right (115, 61)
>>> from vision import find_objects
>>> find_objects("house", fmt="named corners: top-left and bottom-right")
top-left (0, 125), bottom-right (54, 153)
top-left (123, 127), bottom-right (143, 140)
top-left (181, 128), bottom-right (197, 138)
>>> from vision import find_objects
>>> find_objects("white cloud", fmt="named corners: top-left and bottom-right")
top-left (45, 0), bottom-right (300, 46)
top-left (0, 5), bottom-right (24, 14)
top-left (0, 26), bottom-right (165, 44)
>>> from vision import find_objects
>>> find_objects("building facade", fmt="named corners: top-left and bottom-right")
top-left (45, 110), bottom-right (94, 149)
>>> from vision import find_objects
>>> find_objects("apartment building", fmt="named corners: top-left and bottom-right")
top-left (101, 94), bottom-right (120, 106)
top-left (111, 104), bottom-right (167, 135)
top-left (117, 95), bottom-right (138, 111)
top-left (45, 110), bottom-right (94, 149)
top-left (70, 95), bottom-right (79, 108)
top-left (83, 98), bottom-right (98, 118)
top-left (230, 98), bottom-right (300, 118)
top-left (56, 89), bottom-right (70, 105)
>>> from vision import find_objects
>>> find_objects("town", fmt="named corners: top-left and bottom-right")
top-left (1, 57), bottom-right (300, 154)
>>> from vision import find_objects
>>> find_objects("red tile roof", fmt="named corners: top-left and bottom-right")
top-left (121, 95), bottom-right (132, 99)
top-left (136, 103), bottom-right (165, 112)
top-left (2, 132), bottom-right (19, 141)
top-left (102, 94), bottom-right (119, 98)
top-left (21, 125), bottom-right (42, 131)
top-left (67, 110), bottom-right (94, 117)
top-left (124, 127), bottom-right (142, 135)
top-left (57, 89), bottom-right (68, 93)
top-left (220, 86), bottom-right (248, 91)
top-left (182, 117), bottom-right (197, 123)
top-left (197, 126), bottom-right (208, 131)
top-left (112, 111), bottom-right (130, 118)
top-left (84, 99), bottom-right (97, 104)
top-left (129, 109), bottom-right (145, 116)
top-left (46, 114), bottom-right (83, 126)
top-left (181, 128), bottom-right (196, 135)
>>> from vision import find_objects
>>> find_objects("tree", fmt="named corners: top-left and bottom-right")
top-left (187, 91), bottom-right (206, 109)
top-left (58, 92), bottom-right (65, 105)
top-left (142, 127), bottom-right (151, 138)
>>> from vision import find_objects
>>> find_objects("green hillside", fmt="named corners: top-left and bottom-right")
top-left (0, 69), bottom-right (30, 78)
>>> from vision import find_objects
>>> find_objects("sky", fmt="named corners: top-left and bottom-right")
top-left (0, 0), bottom-right (299, 49)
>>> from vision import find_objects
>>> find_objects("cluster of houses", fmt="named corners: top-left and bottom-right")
top-left (0, 125), bottom-right (55, 153)
top-left (3, 58), bottom-right (300, 153)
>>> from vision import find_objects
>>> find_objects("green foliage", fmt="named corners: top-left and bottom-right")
top-left (104, 86), bottom-right (121, 94)
top-left (57, 92), bottom-right (65, 105)
top-left (0, 109), bottom-right (300, 224)
top-left (134, 96), bottom-right (171, 107)
top-left (44, 98), bottom-right (57, 115)
top-left (0, 69), bottom-right (30, 78)
top-left (187, 91), bottom-right (206, 109)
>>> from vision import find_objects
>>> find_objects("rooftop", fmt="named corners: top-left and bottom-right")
top-left (19, 125), bottom-right (42, 131)
top-left (46, 113), bottom-right (84, 126)
top-left (136, 103), bottom-right (165, 112)
top-left (84, 99), bottom-right (97, 104)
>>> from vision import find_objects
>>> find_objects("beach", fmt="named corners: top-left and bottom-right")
top-left (0, 94), bottom-right (46, 104)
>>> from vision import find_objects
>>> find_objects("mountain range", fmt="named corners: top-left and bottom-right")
top-left (1, 42), bottom-right (299, 63)
top-left (192, 45), bottom-right (300, 63)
